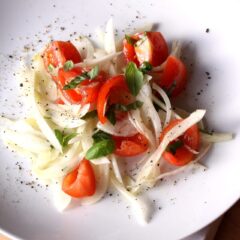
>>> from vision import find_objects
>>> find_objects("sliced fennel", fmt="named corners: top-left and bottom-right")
top-left (110, 155), bottom-right (124, 184)
top-left (137, 82), bottom-right (162, 144)
top-left (201, 132), bottom-right (233, 143)
top-left (104, 18), bottom-right (116, 54)
top-left (110, 173), bottom-right (150, 225)
top-left (152, 83), bottom-right (172, 128)
top-left (97, 116), bottom-right (138, 137)
top-left (129, 109), bottom-right (156, 149)
top-left (135, 110), bottom-right (206, 191)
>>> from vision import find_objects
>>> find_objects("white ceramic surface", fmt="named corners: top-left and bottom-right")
top-left (0, 0), bottom-right (240, 239)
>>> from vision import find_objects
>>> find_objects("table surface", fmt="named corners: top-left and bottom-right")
top-left (0, 200), bottom-right (239, 240)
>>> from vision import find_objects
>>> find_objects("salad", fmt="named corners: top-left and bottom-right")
top-left (0, 19), bottom-right (232, 223)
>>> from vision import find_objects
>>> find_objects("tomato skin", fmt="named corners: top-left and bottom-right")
top-left (62, 159), bottom-right (96, 198)
top-left (97, 75), bottom-right (129, 124)
top-left (58, 67), bottom-right (106, 105)
top-left (153, 55), bottom-right (187, 97)
top-left (134, 32), bottom-right (169, 67)
top-left (43, 41), bottom-right (82, 72)
top-left (160, 119), bottom-right (200, 166)
top-left (113, 133), bottom-right (148, 157)
top-left (123, 39), bottom-right (139, 66)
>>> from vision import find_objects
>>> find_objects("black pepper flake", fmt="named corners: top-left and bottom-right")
top-left (206, 28), bottom-right (210, 33)
top-left (60, 27), bottom-right (65, 31)
top-left (8, 55), bottom-right (13, 59)
top-left (20, 83), bottom-right (23, 87)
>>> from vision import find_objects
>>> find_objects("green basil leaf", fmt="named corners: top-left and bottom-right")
top-left (114, 101), bottom-right (143, 112)
top-left (166, 140), bottom-right (183, 155)
top-left (54, 129), bottom-right (77, 147)
top-left (106, 106), bottom-right (116, 125)
top-left (54, 129), bottom-right (64, 145)
top-left (127, 100), bottom-right (143, 110)
top-left (63, 66), bottom-right (99, 90)
top-left (125, 34), bottom-right (135, 45)
top-left (62, 133), bottom-right (78, 147)
top-left (63, 75), bottom-right (87, 90)
top-left (48, 64), bottom-right (55, 73)
top-left (92, 130), bottom-right (112, 143)
top-left (125, 62), bottom-right (144, 96)
top-left (81, 110), bottom-right (97, 120)
top-left (87, 65), bottom-right (99, 79)
top-left (63, 60), bottom-right (74, 71)
top-left (85, 139), bottom-right (115, 160)
top-left (139, 61), bottom-right (152, 73)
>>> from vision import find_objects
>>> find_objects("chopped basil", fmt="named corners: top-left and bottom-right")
top-left (85, 130), bottom-right (115, 160)
top-left (54, 129), bottom-right (77, 147)
top-left (85, 139), bottom-right (115, 160)
top-left (48, 64), bottom-right (55, 73)
top-left (106, 106), bottom-right (116, 125)
top-left (87, 65), bottom-right (99, 79)
top-left (92, 130), bottom-right (112, 142)
top-left (139, 61), bottom-right (152, 73)
top-left (63, 65), bottom-right (99, 90)
top-left (63, 60), bottom-right (74, 71)
top-left (166, 140), bottom-right (183, 155)
top-left (106, 101), bottom-right (143, 125)
top-left (125, 62), bottom-right (144, 96)
top-left (114, 101), bottom-right (143, 112)
top-left (81, 110), bottom-right (97, 120)
top-left (125, 34), bottom-right (135, 45)
top-left (63, 75), bottom-right (87, 90)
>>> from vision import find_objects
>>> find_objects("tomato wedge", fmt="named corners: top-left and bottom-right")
top-left (153, 55), bottom-right (187, 97)
top-left (58, 66), bottom-right (106, 104)
top-left (62, 159), bottom-right (96, 198)
top-left (97, 75), bottom-right (129, 124)
top-left (160, 119), bottom-right (200, 166)
top-left (123, 38), bottom-right (139, 66)
top-left (43, 41), bottom-right (82, 73)
top-left (113, 133), bottom-right (148, 157)
top-left (134, 32), bottom-right (169, 67)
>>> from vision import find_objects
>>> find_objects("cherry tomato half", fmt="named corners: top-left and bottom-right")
top-left (62, 159), bottom-right (96, 198)
top-left (160, 119), bottom-right (200, 166)
top-left (113, 133), bottom-right (149, 157)
top-left (43, 41), bottom-right (82, 73)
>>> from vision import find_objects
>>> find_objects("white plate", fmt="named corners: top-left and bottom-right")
top-left (0, 0), bottom-right (240, 239)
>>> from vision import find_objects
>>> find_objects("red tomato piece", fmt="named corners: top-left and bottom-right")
top-left (55, 98), bottom-right (65, 104)
top-left (123, 38), bottom-right (139, 66)
top-left (58, 67), bottom-right (106, 105)
top-left (97, 75), bottom-right (129, 124)
top-left (113, 133), bottom-right (149, 157)
top-left (154, 55), bottom-right (187, 97)
top-left (134, 32), bottom-right (169, 67)
top-left (62, 159), bottom-right (96, 198)
top-left (43, 41), bottom-right (82, 73)
top-left (160, 119), bottom-right (200, 166)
